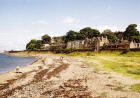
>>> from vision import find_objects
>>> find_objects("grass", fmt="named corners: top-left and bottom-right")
top-left (131, 84), bottom-right (140, 92)
top-left (65, 51), bottom-right (140, 79)
top-left (113, 86), bottom-right (125, 91)
top-left (100, 92), bottom-right (108, 98)
top-left (13, 50), bottom-right (140, 79)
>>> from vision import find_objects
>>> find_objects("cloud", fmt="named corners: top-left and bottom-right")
top-left (32, 20), bottom-right (48, 25)
top-left (96, 25), bottom-right (125, 32)
top-left (63, 16), bottom-right (78, 25)
top-left (0, 31), bottom-right (47, 51)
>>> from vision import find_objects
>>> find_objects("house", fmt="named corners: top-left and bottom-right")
top-left (67, 40), bottom-right (85, 49)
top-left (130, 40), bottom-right (140, 49)
top-left (41, 44), bottom-right (50, 50)
top-left (66, 36), bottom-right (109, 51)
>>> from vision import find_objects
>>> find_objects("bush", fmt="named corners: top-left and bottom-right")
top-left (54, 48), bottom-right (74, 54)
top-left (127, 69), bottom-right (140, 75)
top-left (131, 84), bottom-right (140, 92)
top-left (87, 52), bottom-right (95, 56)
top-left (121, 49), bottom-right (130, 54)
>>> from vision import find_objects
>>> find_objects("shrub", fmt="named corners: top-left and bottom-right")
top-left (54, 48), bottom-right (74, 54)
top-left (127, 69), bottom-right (140, 75)
top-left (87, 52), bottom-right (95, 56)
top-left (131, 84), bottom-right (140, 92)
top-left (121, 49), bottom-right (130, 54)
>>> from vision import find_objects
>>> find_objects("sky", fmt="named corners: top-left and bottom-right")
top-left (0, 0), bottom-right (140, 51)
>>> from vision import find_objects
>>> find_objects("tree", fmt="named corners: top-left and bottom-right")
top-left (124, 24), bottom-right (140, 40)
top-left (36, 40), bottom-right (42, 49)
top-left (53, 36), bottom-right (65, 44)
top-left (88, 29), bottom-right (100, 38)
top-left (77, 32), bottom-right (85, 40)
top-left (107, 32), bottom-right (118, 43)
top-left (79, 27), bottom-right (100, 39)
top-left (62, 36), bottom-right (67, 43)
top-left (115, 31), bottom-right (124, 40)
top-left (41, 34), bottom-right (51, 44)
top-left (102, 29), bottom-right (112, 34)
top-left (66, 30), bottom-right (77, 42)
top-left (102, 32), bottom-right (117, 43)
top-left (26, 39), bottom-right (37, 50)
top-left (130, 36), bottom-right (140, 43)
top-left (79, 27), bottom-right (92, 39)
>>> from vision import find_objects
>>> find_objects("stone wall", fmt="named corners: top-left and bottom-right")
top-left (66, 36), bottom-right (109, 51)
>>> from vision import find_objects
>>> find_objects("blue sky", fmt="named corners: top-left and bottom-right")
top-left (0, 0), bottom-right (140, 51)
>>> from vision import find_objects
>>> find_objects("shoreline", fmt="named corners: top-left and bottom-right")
top-left (0, 52), bottom-right (140, 97)
top-left (0, 53), bottom-right (39, 75)
top-left (0, 53), bottom-right (42, 84)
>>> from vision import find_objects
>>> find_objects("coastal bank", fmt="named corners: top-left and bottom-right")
top-left (0, 51), bottom-right (140, 98)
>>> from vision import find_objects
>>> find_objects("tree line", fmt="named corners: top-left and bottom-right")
top-left (26, 24), bottom-right (140, 50)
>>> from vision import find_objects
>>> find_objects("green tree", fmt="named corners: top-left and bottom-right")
top-left (130, 36), bottom-right (140, 43)
top-left (77, 32), bottom-right (85, 40)
top-left (107, 32), bottom-right (118, 43)
top-left (88, 29), bottom-right (100, 38)
top-left (124, 24), bottom-right (140, 40)
top-left (79, 27), bottom-right (92, 39)
top-left (102, 31), bottom-right (117, 43)
top-left (102, 29), bottom-right (112, 34)
top-left (26, 39), bottom-right (37, 50)
top-left (79, 27), bottom-right (100, 39)
top-left (115, 31), bottom-right (124, 39)
top-left (41, 34), bottom-right (51, 44)
top-left (62, 36), bottom-right (67, 43)
top-left (66, 30), bottom-right (77, 42)
top-left (36, 40), bottom-right (42, 49)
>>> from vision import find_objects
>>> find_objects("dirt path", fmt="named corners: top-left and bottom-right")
top-left (0, 54), bottom-right (140, 98)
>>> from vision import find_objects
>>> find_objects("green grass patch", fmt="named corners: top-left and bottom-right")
top-left (67, 51), bottom-right (140, 79)
top-left (13, 50), bottom-right (140, 79)
top-left (113, 86), bottom-right (125, 91)
top-left (127, 69), bottom-right (140, 75)
top-left (131, 84), bottom-right (140, 92)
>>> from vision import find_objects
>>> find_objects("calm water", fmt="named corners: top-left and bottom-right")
top-left (0, 54), bottom-right (37, 74)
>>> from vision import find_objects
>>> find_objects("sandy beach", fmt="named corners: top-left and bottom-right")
top-left (0, 53), bottom-right (140, 98)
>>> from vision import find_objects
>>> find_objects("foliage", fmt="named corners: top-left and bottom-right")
top-left (26, 24), bottom-right (140, 51)
top-left (113, 86), bottom-right (124, 91)
top-left (41, 34), bottom-right (51, 44)
top-left (127, 69), bottom-right (140, 75)
top-left (36, 40), bottom-right (42, 49)
top-left (26, 39), bottom-right (37, 50)
top-left (79, 27), bottom-right (92, 39)
top-left (26, 39), bottom-right (42, 50)
top-left (89, 29), bottom-right (100, 38)
top-left (100, 92), bottom-right (108, 98)
top-left (64, 51), bottom-right (140, 79)
top-left (102, 32), bottom-right (117, 43)
top-left (53, 36), bottom-right (65, 45)
top-left (66, 30), bottom-right (78, 42)
top-left (124, 24), bottom-right (140, 40)
top-left (131, 84), bottom-right (140, 92)
top-left (130, 36), bottom-right (140, 43)
top-left (102, 29), bottom-right (112, 34)
top-left (55, 48), bottom-right (74, 54)
top-left (115, 31), bottom-right (124, 40)
top-left (121, 49), bottom-right (130, 54)
top-left (79, 27), bottom-right (100, 39)
top-left (62, 36), bottom-right (67, 43)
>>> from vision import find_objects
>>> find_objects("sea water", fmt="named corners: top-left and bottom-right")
top-left (0, 54), bottom-right (37, 74)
